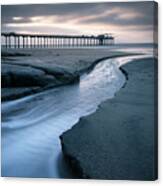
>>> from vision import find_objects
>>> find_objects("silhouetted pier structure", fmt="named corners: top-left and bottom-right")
top-left (1, 33), bottom-right (114, 49)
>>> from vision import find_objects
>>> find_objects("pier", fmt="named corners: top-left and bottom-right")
top-left (1, 32), bottom-right (114, 49)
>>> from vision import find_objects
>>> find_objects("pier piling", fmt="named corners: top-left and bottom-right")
top-left (1, 33), bottom-right (114, 49)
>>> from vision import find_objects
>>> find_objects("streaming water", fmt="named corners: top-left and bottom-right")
top-left (1, 52), bottom-right (152, 178)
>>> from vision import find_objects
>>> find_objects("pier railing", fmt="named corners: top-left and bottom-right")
top-left (1, 33), bottom-right (114, 49)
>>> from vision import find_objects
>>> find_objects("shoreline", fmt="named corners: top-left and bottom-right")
top-left (60, 57), bottom-right (158, 180)
top-left (1, 50), bottom-right (129, 178)
top-left (1, 49), bottom-right (140, 101)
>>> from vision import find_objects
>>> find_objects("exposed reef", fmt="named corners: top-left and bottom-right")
top-left (1, 48), bottom-right (137, 101)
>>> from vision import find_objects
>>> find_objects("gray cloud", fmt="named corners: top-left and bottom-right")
top-left (1, 3), bottom-right (105, 24)
top-left (77, 2), bottom-right (155, 28)
top-left (1, 1), bottom-right (157, 43)
top-left (1, 24), bottom-right (81, 35)
top-left (80, 12), bottom-right (153, 27)
top-left (1, 2), bottom-right (155, 26)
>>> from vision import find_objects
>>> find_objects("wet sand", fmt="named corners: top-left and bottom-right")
top-left (60, 57), bottom-right (158, 180)
top-left (1, 54), bottom-right (129, 178)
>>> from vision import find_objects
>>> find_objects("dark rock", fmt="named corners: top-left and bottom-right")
top-left (2, 51), bottom-right (31, 57)
top-left (1, 63), bottom-right (52, 87)
top-left (1, 51), bottom-right (140, 101)
top-left (1, 87), bottom-right (40, 101)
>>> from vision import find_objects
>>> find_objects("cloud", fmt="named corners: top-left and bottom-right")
top-left (1, 2), bottom-right (155, 25)
top-left (1, 1), bottom-right (157, 43)
top-left (76, 3), bottom-right (154, 28)
top-left (1, 3), bottom-right (104, 22)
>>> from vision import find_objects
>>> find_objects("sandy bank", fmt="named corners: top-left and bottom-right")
top-left (2, 48), bottom-right (138, 101)
top-left (60, 57), bottom-right (158, 180)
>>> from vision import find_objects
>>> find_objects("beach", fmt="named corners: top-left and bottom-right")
top-left (2, 48), bottom-right (137, 101)
top-left (60, 57), bottom-right (158, 180)
top-left (1, 46), bottom-right (157, 178)
top-left (1, 1), bottom-right (158, 180)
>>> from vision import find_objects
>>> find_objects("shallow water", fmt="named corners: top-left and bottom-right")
top-left (1, 48), bottom-right (153, 178)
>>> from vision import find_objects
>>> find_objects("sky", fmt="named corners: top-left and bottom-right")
top-left (1, 2), bottom-right (157, 43)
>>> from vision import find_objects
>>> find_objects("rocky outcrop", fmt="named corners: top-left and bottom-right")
top-left (60, 58), bottom-right (158, 180)
top-left (1, 49), bottom-right (139, 101)
top-left (1, 62), bottom-right (79, 101)
top-left (2, 51), bottom-right (31, 57)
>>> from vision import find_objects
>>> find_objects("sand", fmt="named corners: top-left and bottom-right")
top-left (60, 57), bottom-right (158, 180)
top-left (2, 48), bottom-right (137, 101)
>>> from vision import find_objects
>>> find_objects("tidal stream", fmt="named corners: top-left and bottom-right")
top-left (1, 54), bottom-right (150, 178)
